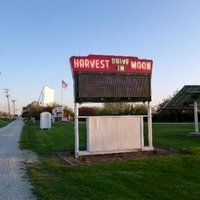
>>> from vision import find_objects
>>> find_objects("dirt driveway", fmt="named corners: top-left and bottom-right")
top-left (0, 118), bottom-right (36, 200)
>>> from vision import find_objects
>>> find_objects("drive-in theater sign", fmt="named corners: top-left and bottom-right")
top-left (70, 55), bottom-right (152, 103)
top-left (70, 54), bottom-right (153, 158)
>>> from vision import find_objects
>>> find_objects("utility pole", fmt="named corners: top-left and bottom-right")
top-left (11, 100), bottom-right (17, 115)
top-left (4, 89), bottom-right (11, 117)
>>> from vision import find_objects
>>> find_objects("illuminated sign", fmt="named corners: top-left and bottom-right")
top-left (70, 55), bottom-right (153, 103)
top-left (70, 55), bottom-right (153, 74)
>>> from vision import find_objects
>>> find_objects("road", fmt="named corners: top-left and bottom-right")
top-left (0, 119), bottom-right (37, 200)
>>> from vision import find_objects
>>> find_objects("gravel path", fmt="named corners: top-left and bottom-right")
top-left (0, 119), bottom-right (37, 200)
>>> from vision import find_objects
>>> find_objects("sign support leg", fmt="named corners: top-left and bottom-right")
top-left (74, 103), bottom-right (79, 158)
top-left (140, 117), bottom-right (144, 150)
top-left (148, 102), bottom-right (153, 149)
top-left (194, 101), bottom-right (199, 134)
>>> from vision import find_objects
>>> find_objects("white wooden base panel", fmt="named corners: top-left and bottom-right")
top-left (86, 116), bottom-right (143, 152)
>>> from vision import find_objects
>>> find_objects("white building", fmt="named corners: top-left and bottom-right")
top-left (38, 86), bottom-right (55, 106)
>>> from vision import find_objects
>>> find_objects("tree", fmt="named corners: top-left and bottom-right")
top-left (79, 106), bottom-right (99, 116)
top-left (63, 106), bottom-right (74, 120)
top-left (100, 103), bottom-right (131, 115)
top-left (100, 102), bottom-right (148, 115)
top-left (154, 89), bottom-right (194, 122)
top-left (156, 90), bottom-right (179, 113)
top-left (22, 101), bottom-right (42, 119)
top-left (0, 111), bottom-right (9, 118)
top-left (132, 104), bottom-right (147, 115)
top-left (22, 101), bottom-right (74, 120)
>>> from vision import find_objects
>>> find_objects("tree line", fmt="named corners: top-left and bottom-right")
top-left (2, 90), bottom-right (197, 122)
top-left (21, 101), bottom-right (149, 120)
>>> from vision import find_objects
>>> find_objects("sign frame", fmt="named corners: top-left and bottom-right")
top-left (70, 54), bottom-right (154, 158)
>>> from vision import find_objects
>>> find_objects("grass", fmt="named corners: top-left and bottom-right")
top-left (20, 121), bottom-right (200, 200)
top-left (20, 121), bottom-right (86, 154)
top-left (153, 123), bottom-right (200, 154)
top-left (0, 118), bottom-right (12, 128)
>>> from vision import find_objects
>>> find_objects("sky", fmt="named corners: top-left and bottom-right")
top-left (0, 0), bottom-right (200, 114)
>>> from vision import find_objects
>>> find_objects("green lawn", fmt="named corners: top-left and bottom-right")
top-left (20, 122), bottom-right (200, 200)
top-left (0, 118), bottom-right (11, 128)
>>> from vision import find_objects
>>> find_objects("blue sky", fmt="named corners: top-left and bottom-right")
top-left (0, 0), bottom-right (200, 114)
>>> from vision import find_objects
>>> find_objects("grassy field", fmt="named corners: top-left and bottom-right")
top-left (20, 122), bottom-right (200, 200)
top-left (0, 118), bottom-right (12, 128)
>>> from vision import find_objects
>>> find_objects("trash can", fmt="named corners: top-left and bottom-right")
top-left (40, 112), bottom-right (51, 130)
